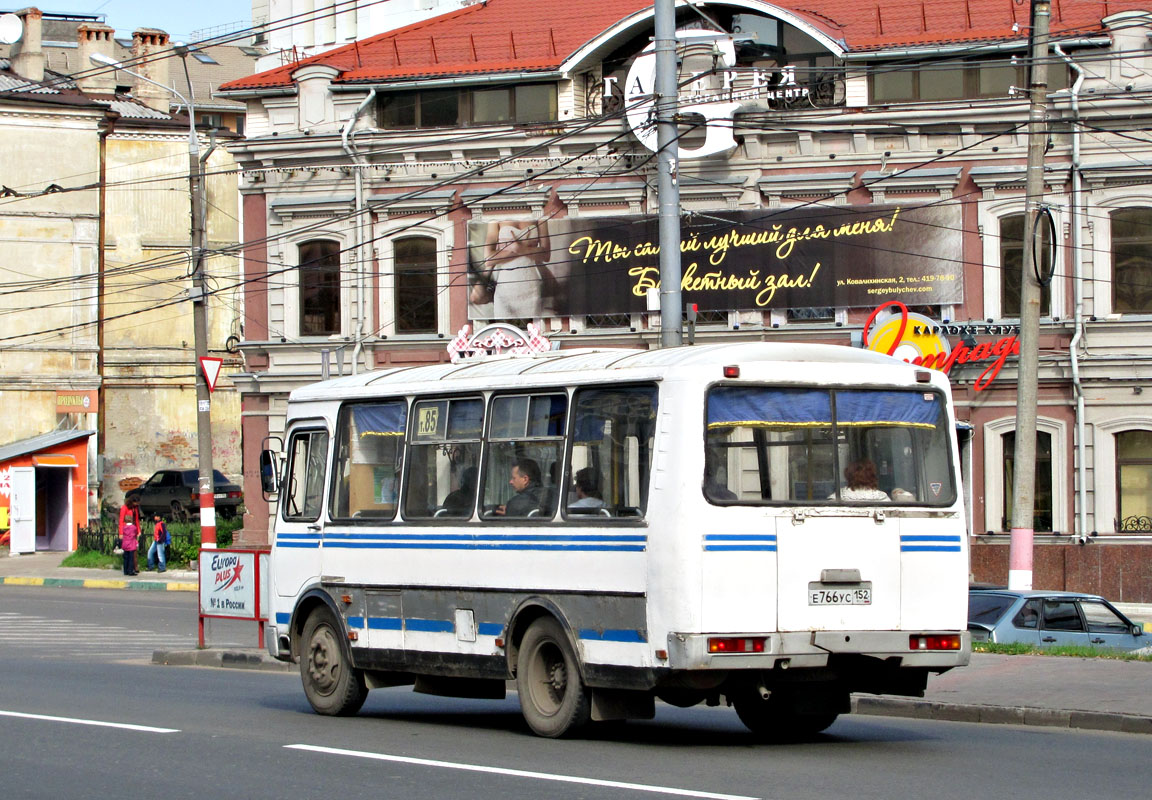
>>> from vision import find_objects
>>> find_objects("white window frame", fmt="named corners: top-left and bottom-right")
top-left (1091, 195), bottom-right (1152, 317)
top-left (983, 415), bottom-right (1068, 534)
top-left (284, 230), bottom-right (351, 339)
top-left (377, 221), bottom-right (451, 338)
top-left (1092, 416), bottom-right (1152, 534)
top-left (979, 199), bottom-right (1065, 321)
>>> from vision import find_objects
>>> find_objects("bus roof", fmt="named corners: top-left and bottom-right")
top-left (288, 342), bottom-right (926, 403)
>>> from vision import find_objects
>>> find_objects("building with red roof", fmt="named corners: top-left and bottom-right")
top-left (223, 1), bottom-right (1152, 598)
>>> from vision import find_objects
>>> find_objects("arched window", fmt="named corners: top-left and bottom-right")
top-left (1110, 208), bottom-right (1152, 313)
top-left (298, 240), bottom-right (341, 335)
top-left (1116, 430), bottom-right (1152, 531)
top-left (1001, 430), bottom-right (1053, 532)
top-left (999, 214), bottom-right (1050, 318)
top-left (394, 236), bottom-right (437, 334)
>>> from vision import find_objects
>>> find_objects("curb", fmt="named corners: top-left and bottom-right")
top-left (852, 695), bottom-right (1152, 735)
top-left (0, 576), bottom-right (197, 592)
top-left (152, 649), bottom-right (294, 672)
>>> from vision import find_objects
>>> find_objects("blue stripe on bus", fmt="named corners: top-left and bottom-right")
top-left (276, 612), bottom-right (290, 625)
top-left (276, 541), bottom-right (320, 548)
top-left (322, 542), bottom-right (645, 551)
top-left (578, 628), bottom-right (647, 643)
top-left (276, 533), bottom-right (322, 539)
top-left (368, 617), bottom-right (402, 631)
top-left (321, 532), bottom-right (646, 543)
top-left (477, 622), bottom-right (503, 636)
top-left (347, 616), bottom-right (365, 629)
top-left (704, 534), bottom-right (777, 551)
top-left (901, 534), bottom-right (962, 552)
top-left (406, 618), bottom-right (455, 633)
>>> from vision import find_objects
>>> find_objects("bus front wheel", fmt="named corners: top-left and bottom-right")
top-left (516, 617), bottom-right (590, 737)
top-left (300, 607), bottom-right (367, 716)
top-left (733, 688), bottom-right (843, 739)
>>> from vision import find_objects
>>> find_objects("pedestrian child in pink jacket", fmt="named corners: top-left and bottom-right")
top-left (121, 521), bottom-right (140, 576)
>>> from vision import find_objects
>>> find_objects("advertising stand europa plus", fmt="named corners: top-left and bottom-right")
top-left (198, 548), bottom-right (269, 648)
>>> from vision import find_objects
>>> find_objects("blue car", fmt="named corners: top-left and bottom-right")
top-left (969, 589), bottom-right (1146, 651)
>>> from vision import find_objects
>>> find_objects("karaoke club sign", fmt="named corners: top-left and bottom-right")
top-left (863, 301), bottom-right (1020, 392)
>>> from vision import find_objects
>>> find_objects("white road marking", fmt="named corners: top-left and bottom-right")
top-left (0, 710), bottom-right (179, 733)
top-left (285, 744), bottom-right (760, 800)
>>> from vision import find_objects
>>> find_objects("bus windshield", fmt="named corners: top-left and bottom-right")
top-left (705, 386), bottom-right (956, 506)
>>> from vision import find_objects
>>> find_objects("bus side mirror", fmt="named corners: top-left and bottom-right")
top-left (259, 450), bottom-right (279, 495)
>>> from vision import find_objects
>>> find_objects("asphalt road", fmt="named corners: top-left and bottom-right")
top-left (1, 586), bottom-right (1150, 800)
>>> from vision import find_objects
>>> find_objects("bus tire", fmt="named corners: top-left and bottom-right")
top-left (516, 617), bottom-right (590, 738)
top-left (733, 689), bottom-right (841, 739)
top-left (300, 607), bottom-right (367, 716)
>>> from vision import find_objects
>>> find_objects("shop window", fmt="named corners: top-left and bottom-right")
top-left (1110, 208), bottom-right (1152, 313)
top-left (999, 214), bottom-right (1050, 318)
top-left (299, 239), bottom-right (341, 336)
top-left (393, 237), bottom-right (438, 334)
top-left (1116, 430), bottom-right (1152, 531)
top-left (1001, 430), bottom-right (1053, 532)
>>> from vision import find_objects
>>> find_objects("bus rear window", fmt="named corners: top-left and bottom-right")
top-left (705, 386), bottom-right (955, 506)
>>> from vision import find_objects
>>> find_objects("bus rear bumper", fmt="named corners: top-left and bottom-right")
top-left (667, 630), bottom-right (970, 671)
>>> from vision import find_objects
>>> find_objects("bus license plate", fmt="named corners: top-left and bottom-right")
top-left (809, 587), bottom-right (872, 606)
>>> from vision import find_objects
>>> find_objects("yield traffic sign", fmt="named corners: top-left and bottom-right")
top-left (199, 357), bottom-right (224, 393)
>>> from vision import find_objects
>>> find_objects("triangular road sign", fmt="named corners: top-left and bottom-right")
top-left (199, 357), bottom-right (224, 393)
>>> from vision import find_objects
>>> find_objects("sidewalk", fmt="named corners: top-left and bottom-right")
top-left (0, 550), bottom-right (198, 591)
top-left (3, 549), bottom-right (1152, 735)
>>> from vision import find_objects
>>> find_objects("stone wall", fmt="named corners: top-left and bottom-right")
top-left (970, 539), bottom-right (1152, 603)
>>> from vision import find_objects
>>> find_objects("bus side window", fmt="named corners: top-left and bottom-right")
top-left (565, 385), bottom-right (657, 519)
top-left (404, 398), bottom-right (483, 519)
top-left (331, 401), bottom-right (407, 521)
top-left (284, 429), bottom-right (329, 521)
top-left (482, 393), bottom-right (567, 520)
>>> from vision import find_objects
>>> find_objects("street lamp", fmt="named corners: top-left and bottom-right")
top-left (90, 50), bottom-right (218, 548)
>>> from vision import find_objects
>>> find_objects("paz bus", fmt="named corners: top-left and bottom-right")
top-left (261, 342), bottom-right (969, 738)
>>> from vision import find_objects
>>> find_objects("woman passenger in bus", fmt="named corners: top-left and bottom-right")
top-left (836, 459), bottom-right (890, 502)
top-left (441, 466), bottom-right (478, 517)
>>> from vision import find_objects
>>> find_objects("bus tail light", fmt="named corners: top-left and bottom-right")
top-left (723, 366), bottom-right (740, 378)
top-left (909, 634), bottom-right (961, 651)
top-left (708, 637), bottom-right (765, 654)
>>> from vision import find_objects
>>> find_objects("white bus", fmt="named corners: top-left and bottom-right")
top-left (262, 342), bottom-right (969, 738)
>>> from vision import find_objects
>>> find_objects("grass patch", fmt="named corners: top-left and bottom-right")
top-left (60, 550), bottom-right (121, 569)
top-left (973, 641), bottom-right (1152, 661)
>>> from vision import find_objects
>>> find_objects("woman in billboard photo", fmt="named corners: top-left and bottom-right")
top-left (469, 219), bottom-right (556, 318)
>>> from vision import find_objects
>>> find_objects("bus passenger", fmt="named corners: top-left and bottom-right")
top-left (442, 466), bottom-right (478, 516)
top-left (495, 458), bottom-right (542, 517)
top-left (569, 468), bottom-right (605, 510)
top-left (838, 459), bottom-right (889, 502)
top-left (704, 449), bottom-right (737, 501)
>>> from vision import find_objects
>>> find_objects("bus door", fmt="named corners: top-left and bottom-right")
top-left (274, 426), bottom-right (330, 599)
top-left (775, 512), bottom-right (901, 632)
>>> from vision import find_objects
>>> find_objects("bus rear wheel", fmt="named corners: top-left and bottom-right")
top-left (733, 688), bottom-right (843, 739)
top-left (516, 617), bottom-right (590, 738)
top-left (300, 607), bottom-right (367, 716)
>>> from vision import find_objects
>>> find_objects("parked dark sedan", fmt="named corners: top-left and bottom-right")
top-left (125, 469), bottom-right (243, 521)
top-left (969, 588), bottom-right (1146, 651)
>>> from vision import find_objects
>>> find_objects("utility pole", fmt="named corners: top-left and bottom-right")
top-left (1009, 0), bottom-right (1050, 590)
top-left (181, 52), bottom-right (218, 549)
top-left (654, 0), bottom-right (682, 348)
top-left (90, 49), bottom-right (217, 547)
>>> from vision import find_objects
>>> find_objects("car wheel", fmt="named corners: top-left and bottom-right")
top-left (516, 617), bottom-right (590, 738)
top-left (299, 607), bottom-right (367, 716)
top-left (170, 500), bottom-right (189, 522)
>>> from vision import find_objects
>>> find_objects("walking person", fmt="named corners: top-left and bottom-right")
top-left (118, 495), bottom-right (141, 540)
top-left (121, 520), bottom-right (140, 576)
top-left (146, 513), bottom-right (169, 573)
